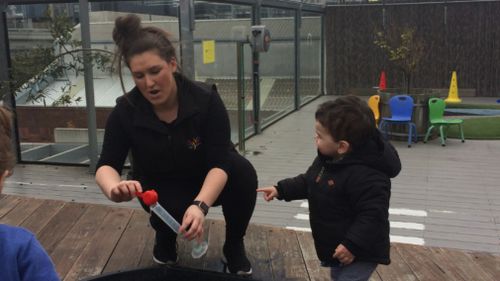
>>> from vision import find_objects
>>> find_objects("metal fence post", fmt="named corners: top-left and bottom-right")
top-left (79, 0), bottom-right (98, 173)
top-left (237, 42), bottom-right (246, 153)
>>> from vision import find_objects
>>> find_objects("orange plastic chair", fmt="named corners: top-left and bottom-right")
top-left (368, 95), bottom-right (380, 127)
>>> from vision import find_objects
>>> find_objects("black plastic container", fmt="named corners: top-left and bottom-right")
top-left (80, 266), bottom-right (259, 281)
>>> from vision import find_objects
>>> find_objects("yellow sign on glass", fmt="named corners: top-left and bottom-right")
top-left (202, 40), bottom-right (215, 64)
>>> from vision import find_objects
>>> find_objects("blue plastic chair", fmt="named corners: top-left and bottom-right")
top-left (379, 95), bottom-right (417, 147)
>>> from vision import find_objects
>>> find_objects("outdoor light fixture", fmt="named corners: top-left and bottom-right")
top-left (250, 25), bottom-right (271, 52)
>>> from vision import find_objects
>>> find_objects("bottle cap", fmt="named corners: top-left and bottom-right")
top-left (136, 190), bottom-right (158, 206)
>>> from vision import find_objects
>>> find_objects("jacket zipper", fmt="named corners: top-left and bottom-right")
top-left (315, 166), bottom-right (325, 183)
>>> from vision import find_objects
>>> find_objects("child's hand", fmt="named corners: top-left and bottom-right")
top-left (333, 244), bottom-right (355, 265)
top-left (256, 186), bottom-right (279, 201)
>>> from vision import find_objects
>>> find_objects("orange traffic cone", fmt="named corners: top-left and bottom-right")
top-left (445, 71), bottom-right (461, 104)
top-left (378, 71), bottom-right (387, 91)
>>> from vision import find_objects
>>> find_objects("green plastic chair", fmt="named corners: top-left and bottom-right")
top-left (424, 98), bottom-right (465, 146)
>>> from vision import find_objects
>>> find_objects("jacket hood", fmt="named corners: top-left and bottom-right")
top-left (319, 131), bottom-right (401, 178)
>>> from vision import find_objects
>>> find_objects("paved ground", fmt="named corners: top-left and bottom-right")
top-left (5, 95), bottom-right (500, 254)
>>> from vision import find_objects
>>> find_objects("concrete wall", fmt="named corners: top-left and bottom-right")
top-left (16, 106), bottom-right (112, 142)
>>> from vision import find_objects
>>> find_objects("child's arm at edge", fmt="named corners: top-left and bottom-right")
top-left (256, 186), bottom-right (279, 201)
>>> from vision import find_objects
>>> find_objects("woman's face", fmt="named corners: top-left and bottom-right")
top-left (129, 50), bottom-right (178, 108)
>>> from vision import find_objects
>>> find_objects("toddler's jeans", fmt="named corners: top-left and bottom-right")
top-left (322, 260), bottom-right (377, 281)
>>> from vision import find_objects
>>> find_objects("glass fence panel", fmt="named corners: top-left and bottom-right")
top-left (5, 0), bottom-right (324, 165)
top-left (7, 2), bottom-right (91, 164)
top-left (300, 12), bottom-right (322, 105)
top-left (7, 1), bottom-right (179, 165)
top-left (260, 7), bottom-right (296, 126)
top-left (90, 1), bottom-right (180, 167)
top-left (193, 1), bottom-right (254, 144)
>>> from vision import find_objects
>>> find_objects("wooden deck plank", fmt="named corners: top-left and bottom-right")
top-left (19, 199), bottom-right (65, 235)
top-left (51, 205), bottom-right (111, 280)
top-left (2, 194), bottom-right (499, 281)
top-left (136, 225), bottom-right (156, 268)
top-left (0, 194), bottom-right (22, 218)
top-left (102, 209), bottom-right (153, 273)
top-left (394, 244), bottom-right (449, 281)
top-left (296, 231), bottom-right (330, 281)
top-left (203, 219), bottom-right (226, 272)
top-left (376, 244), bottom-right (418, 281)
top-left (428, 247), bottom-right (496, 281)
top-left (37, 202), bottom-right (89, 255)
top-left (267, 227), bottom-right (309, 281)
top-left (369, 271), bottom-right (383, 281)
top-left (63, 207), bottom-right (133, 281)
top-left (469, 252), bottom-right (500, 280)
top-left (0, 197), bottom-right (44, 226)
top-left (245, 223), bottom-right (273, 280)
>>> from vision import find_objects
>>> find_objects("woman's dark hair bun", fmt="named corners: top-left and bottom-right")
top-left (112, 14), bottom-right (142, 51)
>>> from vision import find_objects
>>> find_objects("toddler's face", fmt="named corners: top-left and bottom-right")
top-left (314, 121), bottom-right (341, 158)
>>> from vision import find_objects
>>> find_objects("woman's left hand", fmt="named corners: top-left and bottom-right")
top-left (179, 205), bottom-right (205, 241)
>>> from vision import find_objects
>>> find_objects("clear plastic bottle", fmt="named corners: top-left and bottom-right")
top-left (137, 190), bottom-right (208, 259)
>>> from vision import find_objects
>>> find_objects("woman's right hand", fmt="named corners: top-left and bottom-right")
top-left (256, 186), bottom-right (279, 201)
top-left (179, 205), bottom-right (205, 241)
top-left (109, 180), bottom-right (142, 202)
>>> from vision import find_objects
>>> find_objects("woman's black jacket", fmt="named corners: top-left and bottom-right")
top-left (96, 74), bottom-right (238, 207)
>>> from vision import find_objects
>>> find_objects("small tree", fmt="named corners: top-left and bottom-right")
top-left (374, 26), bottom-right (425, 95)
top-left (1, 8), bottom-right (113, 106)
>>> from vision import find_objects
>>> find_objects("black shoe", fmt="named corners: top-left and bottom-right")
top-left (153, 233), bottom-right (178, 265)
top-left (221, 240), bottom-right (252, 276)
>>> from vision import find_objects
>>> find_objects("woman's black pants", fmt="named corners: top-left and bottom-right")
top-left (148, 154), bottom-right (257, 246)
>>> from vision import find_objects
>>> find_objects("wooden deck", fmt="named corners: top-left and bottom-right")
top-left (1, 194), bottom-right (499, 281)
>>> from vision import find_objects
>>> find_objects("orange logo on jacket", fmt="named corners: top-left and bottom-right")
top-left (327, 179), bottom-right (335, 187)
top-left (187, 137), bottom-right (201, 150)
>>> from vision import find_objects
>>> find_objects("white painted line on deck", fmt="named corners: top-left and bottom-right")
top-left (6, 181), bottom-right (88, 189)
top-left (296, 214), bottom-right (425, 230)
top-left (286, 226), bottom-right (312, 232)
top-left (428, 209), bottom-right (456, 214)
top-left (389, 208), bottom-right (428, 217)
top-left (285, 226), bottom-right (426, 246)
top-left (294, 213), bottom-right (309, 220)
top-left (390, 221), bottom-right (425, 230)
top-left (300, 202), bottom-right (428, 218)
top-left (295, 200), bottom-right (428, 245)
top-left (59, 184), bottom-right (88, 188)
top-left (390, 235), bottom-right (425, 245)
